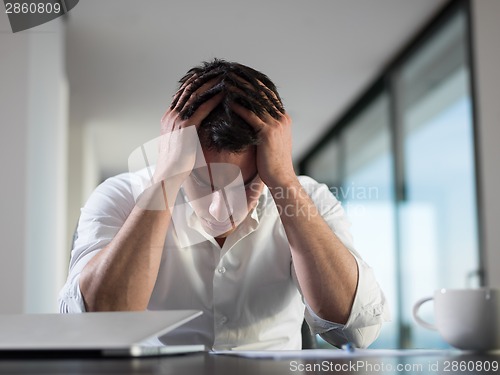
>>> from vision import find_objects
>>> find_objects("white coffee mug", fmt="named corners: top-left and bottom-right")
top-left (413, 288), bottom-right (500, 351)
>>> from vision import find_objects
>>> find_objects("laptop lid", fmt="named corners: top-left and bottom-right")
top-left (0, 310), bottom-right (203, 357)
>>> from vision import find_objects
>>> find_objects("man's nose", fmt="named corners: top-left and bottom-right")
top-left (208, 189), bottom-right (232, 222)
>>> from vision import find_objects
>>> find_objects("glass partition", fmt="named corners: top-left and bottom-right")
top-left (299, 2), bottom-right (480, 349)
top-left (397, 8), bottom-right (479, 348)
top-left (339, 93), bottom-right (398, 349)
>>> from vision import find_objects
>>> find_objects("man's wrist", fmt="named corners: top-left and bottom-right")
top-left (136, 177), bottom-right (183, 211)
top-left (265, 173), bottom-right (299, 192)
top-left (267, 175), bottom-right (303, 202)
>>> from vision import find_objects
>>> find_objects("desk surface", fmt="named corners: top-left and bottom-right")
top-left (0, 350), bottom-right (499, 375)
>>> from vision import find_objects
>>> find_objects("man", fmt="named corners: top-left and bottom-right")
top-left (59, 59), bottom-right (389, 350)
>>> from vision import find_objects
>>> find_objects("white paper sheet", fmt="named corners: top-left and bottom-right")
top-left (210, 349), bottom-right (456, 359)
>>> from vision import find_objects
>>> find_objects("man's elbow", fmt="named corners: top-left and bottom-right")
top-left (320, 324), bottom-right (382, 349)
top-left (346, 324), bottom-right (382, 349)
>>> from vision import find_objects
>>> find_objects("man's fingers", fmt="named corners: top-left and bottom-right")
top-left (176, 72), bottom-right (223, 112)
top-left (162, 83), bottom-right (223, 134)
top-left (171, 74), bottom-right (198, 110)
top-left (230, 103), bottom-right (265, 131)
top-left (188, 92), bottom-right (224, 126)
top-left (173, 77), bottom-right (200, 112)
top-left (256, 80), bottom-right (285, 116)
top-left (182, 78), bottom-right (221, 110)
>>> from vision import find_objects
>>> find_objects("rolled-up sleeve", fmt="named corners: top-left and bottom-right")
top-left (304, 254), bottom-right (390, 348)
top-left (58, 173), bottom-right (135, 313)
top-left (296, 176), bottom-right (390, 348)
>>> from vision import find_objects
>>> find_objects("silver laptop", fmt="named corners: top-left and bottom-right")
top-left (0, 310), bottom-right (204, 357)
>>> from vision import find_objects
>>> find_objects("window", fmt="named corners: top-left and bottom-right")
top-left (339, 93), bottom-right (398, 349)
top-left (299, 0), bottom-right (480, 349)
top-left (396, 7), bottom-right (479, 348)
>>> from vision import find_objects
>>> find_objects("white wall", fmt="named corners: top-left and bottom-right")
top-left (25, 21), bottom-right (69, 313)
top-left (0, 14), bottom-right (68, 313)
top-left (0, 14), bottom-right (29, 314)
top-left (470, 0), bottom-right (500, 287)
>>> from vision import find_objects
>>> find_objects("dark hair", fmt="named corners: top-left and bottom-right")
top-left (172, 59), bottom-right (284, 153)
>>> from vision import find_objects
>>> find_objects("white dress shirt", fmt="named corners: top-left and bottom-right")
top-left (58, 173), bottom-right (389, 350)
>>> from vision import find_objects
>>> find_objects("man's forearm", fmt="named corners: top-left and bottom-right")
top-left (79, 181), bottom-right (175, 312)
top-left (269, 178), bottom-right (358, 324)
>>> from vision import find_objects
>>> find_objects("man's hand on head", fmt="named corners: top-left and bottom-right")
top-left (231, 95), bottom-right (296, 190)
top-left (153, 76), bottom-right (223, 186)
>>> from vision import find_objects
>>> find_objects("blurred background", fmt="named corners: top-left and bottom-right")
top-left (1, 0), bottom-right (499, 349)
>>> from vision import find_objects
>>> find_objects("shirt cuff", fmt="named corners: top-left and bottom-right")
top-left (305, 255), bottom-right (390, 335)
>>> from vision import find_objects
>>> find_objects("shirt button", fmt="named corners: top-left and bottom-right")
top-left (218, 267), bottom-right (226, 274)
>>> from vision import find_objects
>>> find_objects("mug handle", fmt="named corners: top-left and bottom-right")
top-left (412, 297), bottom-right (437, 330)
